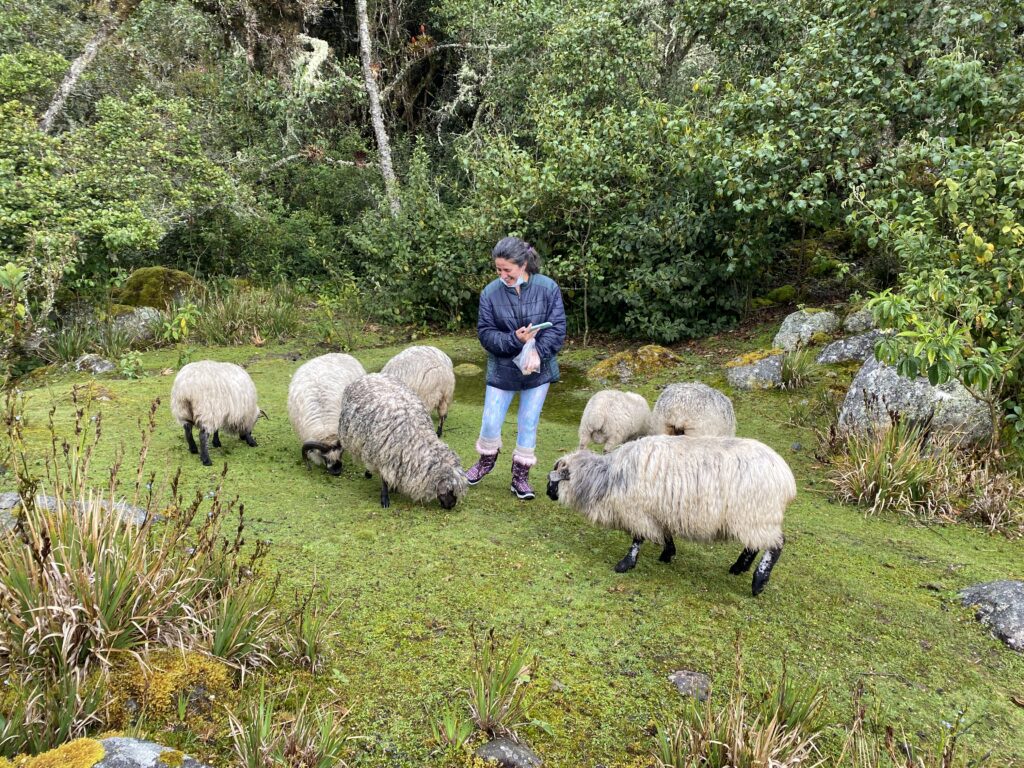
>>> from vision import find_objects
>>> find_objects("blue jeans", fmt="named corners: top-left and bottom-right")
top-left (476, 384), bottom-right (550, 467)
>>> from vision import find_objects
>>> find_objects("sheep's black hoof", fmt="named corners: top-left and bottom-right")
top-left (212, 431), bottom-right (221, 448)
top-left (614, 557), bottom-right (636, 573)
top-left (751, 546), bottom-right (782, 596)
top-left (364, 470), bottom-right (373, 479)
top-left (658, 537), bottom-right (675, 563)
top-left (201, 458), bottom-right (213, 467)
top-left (243, 434), bottom-right (258, 447)
top-left (188, 445), bottom-right (198, 454)
top-left (729, 548), bottom-right (758, 575)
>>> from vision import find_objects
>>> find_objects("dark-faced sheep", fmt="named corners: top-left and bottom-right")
top-left (337, 373), bottom-right (467, 509)
top-left (287, 353), bottom-right (366, 475)
top-left (170, 361), bottom-right (261, 466)
top-left (652, 382), bottom-right (736, 437)
top-left (380, 345), bottom-right (456, 437)
top-left (546, 435), bottom-right (793, 595)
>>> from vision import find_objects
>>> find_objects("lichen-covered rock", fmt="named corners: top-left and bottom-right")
top-left (94, 737), bottom-right (212, 768)
top-left (587, 345), bottom-right (681, 383)
top-left (772, 310), bottom-right (840, 351)
top-left (115, 267), bottom-right (200, 309)
top-left (837, 357), bottom-right (993, 447)
top-left (668, 670), bottom-right (711, 701)
top-left (474, 738), bottom-right (543, 768)
top-left (724, 353), bottom-right (783, 390)
top-left (112, 306), bottom-right (164, 343)
top-left (75, 354), bottom-right (116, 375)
top-left (843, 308), bottom-right (875, 333)
top-left (816, 331), bottom-right (882, 365)
top-left (19, 738), bottom-right (105, 768)
top-left (960, 581), bottom-right (1024, 652)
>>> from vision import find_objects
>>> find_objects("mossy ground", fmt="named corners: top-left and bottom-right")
top-left (4, 326), bottom-right (1023, 767)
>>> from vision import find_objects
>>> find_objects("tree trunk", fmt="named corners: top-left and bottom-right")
top-left (39, 17), bottom-right (121, 133)
top-left (355, 0), bottom-right (400, 216)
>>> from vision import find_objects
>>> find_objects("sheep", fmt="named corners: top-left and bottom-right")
top-left (652, 382), bottom-right (736, 437)
top-left (380, 345), bottom-right (456, 437)
top-left (546, 435), bottom-right (794, 595)
top-left (577, 390), bottom-right (651, 451)
top-left (170, 361), bottom-right (262, 466)
top-left (337, 373), bottom-right (467, 509)
top-left (287, 353), bottom-right (366, 476)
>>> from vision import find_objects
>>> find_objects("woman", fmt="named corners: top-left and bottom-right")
top-left (466, 236), bottom-right (567, 500)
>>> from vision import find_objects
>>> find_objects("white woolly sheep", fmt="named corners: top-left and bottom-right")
top-left (652, 382), bottom-right (736, 437)
top-left (578, 390), bottom-right (651, 451)
top-left (337, 373), bottom-right (467, 509)
top-left (170, 361), bottom-right (262, 466)
top-left (380, 345), bottom-right (456, 437)
top-left (546, 435), bottom-right (794, 595)
top-left (287, 353), bottom-right (366, 475)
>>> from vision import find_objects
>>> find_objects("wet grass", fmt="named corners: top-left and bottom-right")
top-left (4, 330), bottom-right (1024, 766)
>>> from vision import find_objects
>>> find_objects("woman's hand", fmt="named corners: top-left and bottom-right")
top-left (515, 325), bottom-right (540, 343)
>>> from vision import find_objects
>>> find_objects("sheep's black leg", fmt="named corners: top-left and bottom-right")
top-left (751, 544), bottom-right (783, 596)
top-left (183, 423), bottom-right (198, 454)
top-left (436, 414), bottom-right (446, 438)
top-left (242, 431), bottom-right (258, 447)
top-left (211, 430), bottom-right (221, 448)
top-left (198, 428), bottom-right (212, 466)
top-left (729, 548), bottom-right (759, 575)
top-left (614, 536), bottom-right (643, 573)
top-left (380, 479), bottom-right (390, 508)
top-left (658, 535), bottom-right (676, 564)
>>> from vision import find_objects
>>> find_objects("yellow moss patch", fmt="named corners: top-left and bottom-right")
top-left (107, 649), bottom-right (236, 729)
top-left (587, 344), bottom-right (681, 382)
top-left (724, 348), bottom-right (783, 368)
top-left (23, 739), bottom-right (104, 768)
top-left (158, 749), bottom-right (185, 767)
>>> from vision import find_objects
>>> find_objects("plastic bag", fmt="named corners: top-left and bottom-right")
top-left (513, 338), bottom-right (542, 375)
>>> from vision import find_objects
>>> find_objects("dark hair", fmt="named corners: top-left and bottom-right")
top-left (492, 236), bottom-right (541, 275)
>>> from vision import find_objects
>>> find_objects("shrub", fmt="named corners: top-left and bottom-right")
top-left (39, 323), bottom-right (96, 365)
top-left (465, 629), bottom-right (538, 739)
top-left (780, 350), bottom-right (820, 390)
top-left (191, 284), bottom-right (301, 345)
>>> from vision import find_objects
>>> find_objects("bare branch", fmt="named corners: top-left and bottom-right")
top-left (40, 17), bottom-right (120, 133)
top-left (356, 0), bottom-right (400, 216)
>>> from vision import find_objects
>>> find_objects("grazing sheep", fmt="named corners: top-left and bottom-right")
top-left (287, 353), bottom-right (366, 475)
top-left (381, 345), bottom-right (456, 437)
top-left (337, 373), bottom-right (467, 509)
top-left (578, 390), bottom-right (651, 451)
top-left (170, 361), bottom-right (261, 466)
top-left (652, 382), bottom-right (736, 437)
top-left (546, 435), bottom-right (794, 595)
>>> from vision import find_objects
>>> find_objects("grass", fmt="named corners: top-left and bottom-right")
top-left (2, 325), bottom-right (1023, 766)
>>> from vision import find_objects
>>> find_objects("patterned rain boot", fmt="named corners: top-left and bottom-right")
top-left (466, 451), bottom-right (498, 486)
top-left (510, 459), bottom-right (536, 500)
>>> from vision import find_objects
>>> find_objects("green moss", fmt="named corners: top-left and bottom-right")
top-left (158, 750), bottom-right (185, 767)
top-left (108, 649), bottom-right (235, 729)
top-left (810, 331), bottom-right (832, 345)
top-left (115, 267), bottom-right (200, 309)
top-left (24, 739), bottom-right (104, 768)
top-left (764, 285), bottom-right (796, 303)
top-left (724, 348), bottom-right (783, 367)
top-left (106, 303), bottom-right (138, 318)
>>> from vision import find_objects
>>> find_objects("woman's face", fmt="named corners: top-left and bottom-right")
top-left (494, 257), bottom-right (527, 287)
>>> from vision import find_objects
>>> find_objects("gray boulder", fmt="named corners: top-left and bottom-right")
top-left (843, 308), bottom-right (875, 333)
top-left (113, 306), bottom-right (164, 343)
top-left (474, 738), bottom-right (543, 768)
top-left (75, 354), bottom-right (116, 374)
top-left (816, 331), bottom-right (883, 365)
top-left (960, 581), bottom-right (1024, 652)
top-left (668, 670), bottom-right (711, 701)
top-left (96, 737), bottom-right (212, 768)
top-left (0, 492), bottom-right (158, 527)
top-left (773, 310), bottom-right (840, 352)
top-left (838, 357), bottom-right (993, 447)
top-left (725, 354), bottom-right (783, 390)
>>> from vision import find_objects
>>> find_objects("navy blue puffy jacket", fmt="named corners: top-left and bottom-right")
top-left (478, 274), bottom-right (566, 391)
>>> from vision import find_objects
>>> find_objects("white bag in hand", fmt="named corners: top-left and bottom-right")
top-left (513, 338), bottom-right (541, 375)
